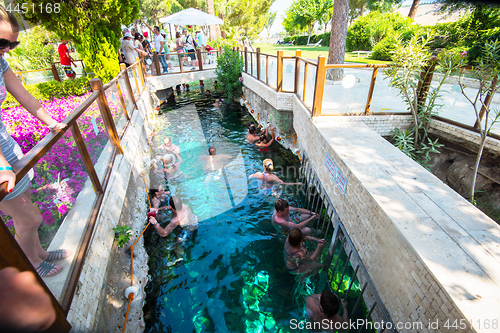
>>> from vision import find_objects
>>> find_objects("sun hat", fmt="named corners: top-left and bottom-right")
top-left (182, 28), bottom-right (187, 32)
top-left (162, 154), bottom-right (175, 167)
top-left (160, 29), bottom-right (166, 35)
top-left (124, 32), bottom-right (132, 38)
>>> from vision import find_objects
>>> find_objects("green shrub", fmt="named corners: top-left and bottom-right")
top-left (209, 37), bottom-right (239, 50)
top-left (346, 11), bottom-right (415, 51)
top-left (215, 46), bottom-right (244, 101)
top-left (468, 28), bottom-right (500, 64)
top-left (372, 34), bottom-right (400, 61)
top-left (283, 33), bottom-right (330, 46)
top-left (3, 76), bottom-right (91, 108)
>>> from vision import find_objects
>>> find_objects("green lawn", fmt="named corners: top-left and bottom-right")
top-left (252, 43), bottom-right (390, 65)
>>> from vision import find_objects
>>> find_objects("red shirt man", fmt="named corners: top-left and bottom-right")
top-left (58, 40), bottom-right (76, 79)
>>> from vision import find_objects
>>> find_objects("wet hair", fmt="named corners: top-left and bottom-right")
top-left (249, 126), bottom-right (256, 134)
top-left (248, 122), bottom-right (255, 128)
top-left (263, 158), bottom-right (273, 172)
top-left (288, 228), bottom-right (303, 247)
top-left (208, 146), bottom-right (216, 155)
top-left (320, 290), bottom-right (340, 318)
top-left (176, 31), bottom-right (181, 38)
top-left (0, 5), bottom-right (19, 32)
top-left (169, 196), bottom-right (182, 211)
top-left (275, 198), bottom-right (289, 212)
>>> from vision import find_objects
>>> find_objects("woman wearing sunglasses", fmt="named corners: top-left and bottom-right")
top-left (0, 6), bottom-right (70, 277)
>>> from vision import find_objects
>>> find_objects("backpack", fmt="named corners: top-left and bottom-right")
top-left (188, 35), bottom-right (197, 50)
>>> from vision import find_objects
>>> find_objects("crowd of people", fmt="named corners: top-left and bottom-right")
top-left (145, 103), bottom-right (348, 330)
top-left (119, 24), bottom-right (217, 74)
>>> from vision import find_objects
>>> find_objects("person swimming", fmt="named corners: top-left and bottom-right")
top-left (254, 126), bottom-right (275, 151)
top-left (149, 196), bottom-right (198, 241)
top-left (159, 136), bottom-right (182, 168)
top-left (284, 228), bottom-right (325, 281)
top-left (272, 198), bottom-right (318, 235)
top-left (249, 158), bottom-right (302, 195)
top-left (161, 153), bottom-right (183, 180)
top-left (200, 146), bottom-right (231, 184)
top-left (305, 290), bottom-right (348, 332)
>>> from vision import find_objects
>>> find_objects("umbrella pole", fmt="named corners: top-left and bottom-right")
top-left (170, 24), bottom-right (172, 41)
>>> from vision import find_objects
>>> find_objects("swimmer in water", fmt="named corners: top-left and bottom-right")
top-left (149, 196), bottom-right (198, 240)
top-left (284, 228), bottom-right (325, 281)
top-left (249, 158), bottom-right (302, 195)
top-left (199, 146), bottom-right (231, 183)
top-left (159, 136), bottom-right (182, 168)
top-left (272, 198), bottom-right (318, 235)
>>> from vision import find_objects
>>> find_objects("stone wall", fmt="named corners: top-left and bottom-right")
top-left (429, 119), bottom-right (500, 155)
top-left (66, 92), bottom-right (153, 332)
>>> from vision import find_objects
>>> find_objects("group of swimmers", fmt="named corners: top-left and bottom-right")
top-left (146, 115), bottom-right (348, 331)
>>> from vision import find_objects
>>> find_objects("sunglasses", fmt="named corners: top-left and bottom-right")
top-left (0, 39), bottom-right (20, 50)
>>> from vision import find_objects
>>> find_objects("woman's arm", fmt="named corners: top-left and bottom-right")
top-left (4, 69), bottom-right (66, 131)
top-left (149, 216), bottom-right (179, 237)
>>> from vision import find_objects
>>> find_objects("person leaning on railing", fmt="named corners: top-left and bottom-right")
top-left (0, 6), bottom-right (71, 277)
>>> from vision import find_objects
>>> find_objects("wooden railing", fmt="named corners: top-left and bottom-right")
top-left (0, 58), bottom-right (147, 332)
top-left (14, 60), bottom-right (87, 85)
top-left (147, 48), bottom-right (222, 76)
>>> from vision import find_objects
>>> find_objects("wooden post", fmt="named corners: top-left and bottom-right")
top-left (0, 220), bottom-right (72, 332)
top-left (90, 78), bottom-right (123, 154)
top-left (178, 53), bottom-right (184, 73)
top-left (364, 67), bottom-right (379, 114)
top-left (71, 123), bottom-right (104, 193)
top-left (153, 53), bottom-right (161, 76)
top-left (294, 50), bottom-right (302, 94)
top-left (256, 48), bottom-right (261, 80)
top-left (250, 53), bottom-right (253, 76)
top-left (244, 47), bottom-right (248, 73)
top-left (197, 48), bottom-right (203, 71)
top-left (277, 50), bottom-right (283, 92)
top-left (474, 76), bottom-right (498, 129)
top-left (120, 63), bottom-right (137, 109)
top-left (51, 63), bottom-right (61, 82)
top-left (136, 57), bottom-right (146, 89)
top-left (312, 55), bottom-right (327, 117)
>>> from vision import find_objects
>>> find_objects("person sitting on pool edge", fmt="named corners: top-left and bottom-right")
top-left (159, 136), bottom-right (182, 168)
top-left (305, 290), bottom-right (348, 332)
top-left (149, 196), bottom-right (198, 240)
top-left (249, 158), bottom-right (302, 195)
top-left (255, 126), bottom-right (275, 152)
top-left (284, 228), bottom-right (325, 281)
top-left (272, 198), bottom-right (318, 235)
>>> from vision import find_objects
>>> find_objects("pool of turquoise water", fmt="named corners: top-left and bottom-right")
top-left (143, 81), bottom-right (370, 332)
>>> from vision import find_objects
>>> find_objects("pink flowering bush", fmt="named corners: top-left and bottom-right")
top-left (0, 89), bottom-right (124, 247)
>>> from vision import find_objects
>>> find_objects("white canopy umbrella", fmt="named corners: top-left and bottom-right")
top-left (159, 8), bottom-right (224, 26)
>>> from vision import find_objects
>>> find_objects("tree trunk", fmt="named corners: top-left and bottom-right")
top-left (471, 133), bottom-right (487, 202)
top-left (327, 0), bottom-right (350, 81)
top-left (307, 25), bottom-right (314, 45)
top-left (408, 0), bottom-right (421, 19)
top-left (360, 3), bottom-right (365, 16)
top-left (206, 0), bottom-right (221, 39)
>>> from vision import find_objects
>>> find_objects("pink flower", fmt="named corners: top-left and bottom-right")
top-left (58, 205), bottom-right (68, 215)
top-left (461, 51), bottom-right (467, 57)
top-left (238, 77), bottom-right (243, 82)
top-left (6, 219), bottom-right (13, 227)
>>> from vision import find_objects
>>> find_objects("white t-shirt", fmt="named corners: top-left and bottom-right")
top-left (154, 33), bottom-right (164, 53)
top-left (184, 35), bottom-right (195, 51)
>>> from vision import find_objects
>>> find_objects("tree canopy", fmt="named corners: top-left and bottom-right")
top-left (283, 0), bottom-right (332, 43)
top-left (18, 0), bottom-right (140, 82)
